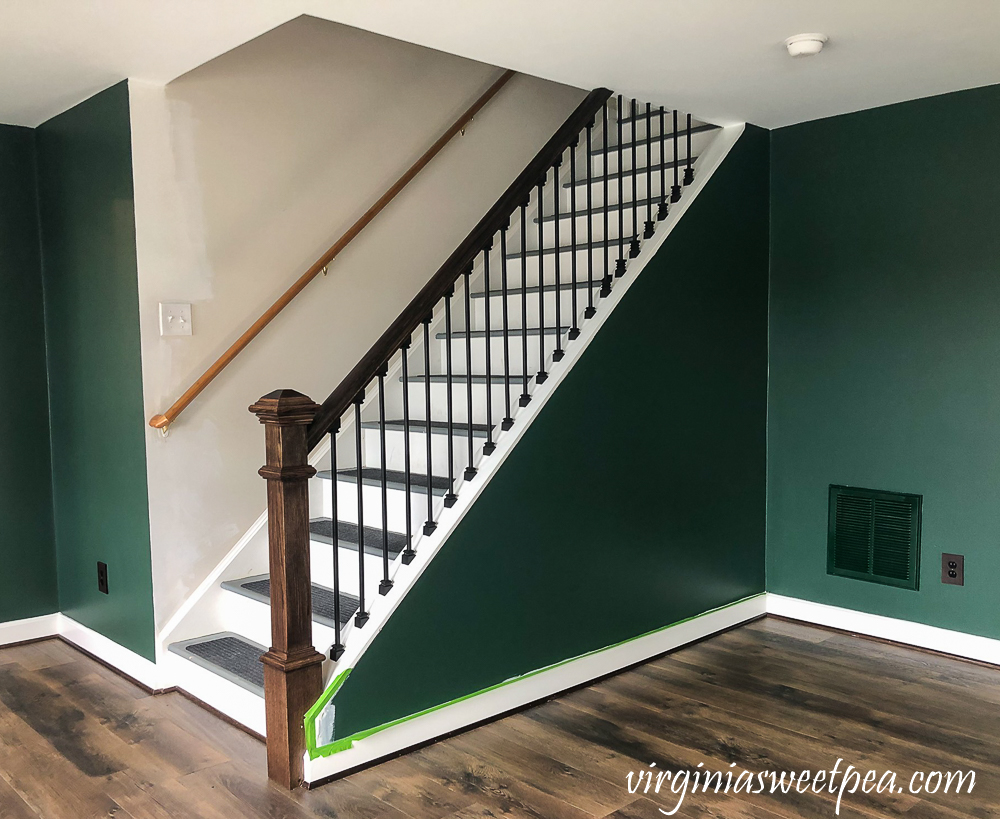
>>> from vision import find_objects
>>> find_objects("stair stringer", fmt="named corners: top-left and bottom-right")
top-left (303, 123), bottom-right (747, 751)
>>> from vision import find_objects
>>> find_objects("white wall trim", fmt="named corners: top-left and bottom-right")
top-left (0, 613), bottom-right (61, 647)
top-left (57, 614), bottom-right (164, 689)
top-left (766, 594), bottom-right (1000, 666)
top-left (303, 593), bottom-right (766, 783)
top-left (0, 613), bottom-right (163, 690)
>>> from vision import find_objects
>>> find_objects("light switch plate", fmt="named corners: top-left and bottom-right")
top-left (159, 302), bottom-right (192, 336)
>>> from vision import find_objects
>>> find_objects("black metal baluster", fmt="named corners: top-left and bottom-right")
top-left (377, 366), bottom-right (392, 595)
top-left (684, 112), bottom-right (695, 186)
top-left (444, 288), bottom-right (457, 507)
top-left (519, 200), bottom-right (530, 408)
top-left (584, 117), bottom-right (596, 320)
top-left (462, 266), bottom-right (476, 481)
top-left (616, 94), bottom-right (626, 278)
top-left (400, 339), bottom-right (415, 563)
top-left (569, 138), bottom-right (580, 340)
top-left (671, 110), bottom-right (681, 203)
top-left (552, 153), bottom-right (564, 362)
top-left (482, 244), bottom-right (496, 454)
top-left (644, 102), bottom-right (654, 239)
top-left (501, 219), bottom-right (514, 430)
top-left (658, 106), bottom-right (668, 220)
top-left (329, 424), bottom-right (343, 659)
top-left (353, 394), bottom-right (368, 627)
top-left (629, 99), bottom-right (639, 258)
top-left (602, 102), bottom-right (612, 297)
top-left (422, 318), bottom-right (436, 535)
top-left (536, 175), bottom-right (548, 383)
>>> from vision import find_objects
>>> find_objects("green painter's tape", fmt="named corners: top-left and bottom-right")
top-left (305, 593), bottom-right (762, 759)
top-left (304, 667), bottom-right (352, 752)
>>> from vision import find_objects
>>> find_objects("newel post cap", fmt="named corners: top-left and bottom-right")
top-left (249, 389), bottom-right (321, 425)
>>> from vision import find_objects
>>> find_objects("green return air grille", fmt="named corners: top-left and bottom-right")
top-left (827, 485), bottom-right (921, 590)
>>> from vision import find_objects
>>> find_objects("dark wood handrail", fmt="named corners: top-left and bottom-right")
top-left (307, 87), bottom-right (614, 450)
top-left (149, 69), bottom-right (517, 431)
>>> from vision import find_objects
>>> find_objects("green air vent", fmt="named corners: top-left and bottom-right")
top-left (827, 485), bottom-right (921, 590)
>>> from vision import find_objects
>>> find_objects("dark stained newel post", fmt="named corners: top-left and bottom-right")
top-left (249, 389), bottom-right (325, 789)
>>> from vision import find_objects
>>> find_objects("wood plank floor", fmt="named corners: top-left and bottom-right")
top-left (0, 618), bottom-right (996, 818)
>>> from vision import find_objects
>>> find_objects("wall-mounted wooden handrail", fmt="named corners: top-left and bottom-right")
top-left (148, 69), bottom-right (517, 431)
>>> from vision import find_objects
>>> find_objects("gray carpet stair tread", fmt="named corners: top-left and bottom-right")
top-left (504, 237), bottom-right (633, 259)
top-left (437, 327), bottom-right (570, 339)
top-left (402, 373), bottom-right (532, 384)
top-left (224, 575), bottom-right (360, 627)
top-left (169, 633), bottom-right (265, 695)
top-left (566, 156), bottom-right (695, 186)
top-left (309, 518), bottom-right (407, 557)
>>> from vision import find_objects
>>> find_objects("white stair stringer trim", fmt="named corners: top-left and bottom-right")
top-left (765, 594), bottom-right (1000, 665)
top-left (303, 593), bottom-right (766, 782)
top-left (314, 123), bottom-right (745, 687)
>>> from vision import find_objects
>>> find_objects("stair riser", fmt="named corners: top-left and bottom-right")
top-left (569, 175), bottom-right (679, 210)
top-left (535, 208), bottom-right (640, 247)
top-left (360, 425), bottom-right (486, 479)
top-left (399, 381), bottom-right (531, 425)
top-left (222, 588), bottom-right (341, 654)
top-left (590, 131), bottom-right (710, 175)
top-left (310, 537), bottom-right (392, 603)
top-left (435, 332), bottom-right (567, 374)
top-left (471, 283), bottom-right (601, 329)
top-left (313, 477), bottom-right (431, 534)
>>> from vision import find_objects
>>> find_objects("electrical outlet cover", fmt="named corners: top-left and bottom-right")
top-left (941, 553), bottom-right (964, 586)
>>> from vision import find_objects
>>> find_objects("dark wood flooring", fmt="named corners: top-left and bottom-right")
top-left (0, 618), bottom-right (996, 818)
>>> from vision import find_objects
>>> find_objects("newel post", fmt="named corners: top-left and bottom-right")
top-left (249, 389), bottom-right (325, 789)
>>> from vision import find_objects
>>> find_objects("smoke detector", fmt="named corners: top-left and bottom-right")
top-left (785, 33), bottom-right (828, 57)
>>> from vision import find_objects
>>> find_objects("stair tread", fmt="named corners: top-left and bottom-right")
top-left (362, 418), bottom-right (491, 437)
top-left (310, 518), bottom-right (407, 557)
top-left (505, 236), bottom-right (635, 259)
top-left (402, 373), bottom-right (533, 384)
top-left (223, 574), bottom-right (360, 627)
top-left (566, 156), bottom-right (696, 187)
top-left (168, 632), bottom-right (265, 696)
top-left (436, 327), bottom-right (570, 339)
top-left (594, 123), bottom-right (719, 152)
top-left (317, 467), bottom-right (451, 496)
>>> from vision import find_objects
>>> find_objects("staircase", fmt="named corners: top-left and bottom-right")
top-left (160, 89), bottom-right (725, 783)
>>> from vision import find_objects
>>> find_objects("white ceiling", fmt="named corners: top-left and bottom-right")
top-left (3, 0), bottom-right (1000, 129)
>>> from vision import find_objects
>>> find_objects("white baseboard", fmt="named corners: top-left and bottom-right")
top-left (303, 593), bottom-right (767, 783)
top-left (0, 612), bottom-right (163, 690)
top-left (0, 613), bottom-right (61, 646)
top-left (58, 614), bottom-right (163, 690)
top-left (766, 594), bottom-right (1000, 666)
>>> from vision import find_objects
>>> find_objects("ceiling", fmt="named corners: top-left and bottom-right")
top-left (3, 0), bottom-right (1000, 129)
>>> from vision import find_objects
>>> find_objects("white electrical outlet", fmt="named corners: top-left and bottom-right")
top-left (159, 303), bottom-right (193, 336)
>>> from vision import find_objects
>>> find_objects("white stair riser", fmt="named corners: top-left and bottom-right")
top-left (535, 207), bottom-right (640, 247)
top-left (471, 283), bottom-right (600, 329)
top-left (396, 381), bottom-right (533, 425)
top-left (591, 131), bottom-right (711, 175)
top-left (359, 425), bottom-right (488, 479)
top-left (435, 331), bottom-right (569, 374)
top-left (310, 538), bottom-right (393, 603)
top-left (221, 588), bottom-right (342, 654)
top-left (313, 477), bottom-right (430, 533)
top-left (568, 175), bottom-right (682, 209)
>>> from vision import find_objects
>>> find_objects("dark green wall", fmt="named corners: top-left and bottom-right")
top-left (35, 81), bottom-right (156, 660)
top-left (0, 125), bottom-right (58, 623)
top-left (332, 126), bottom-right (770, 737)
top-left (768, 83), bottom-right (1000, 638)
